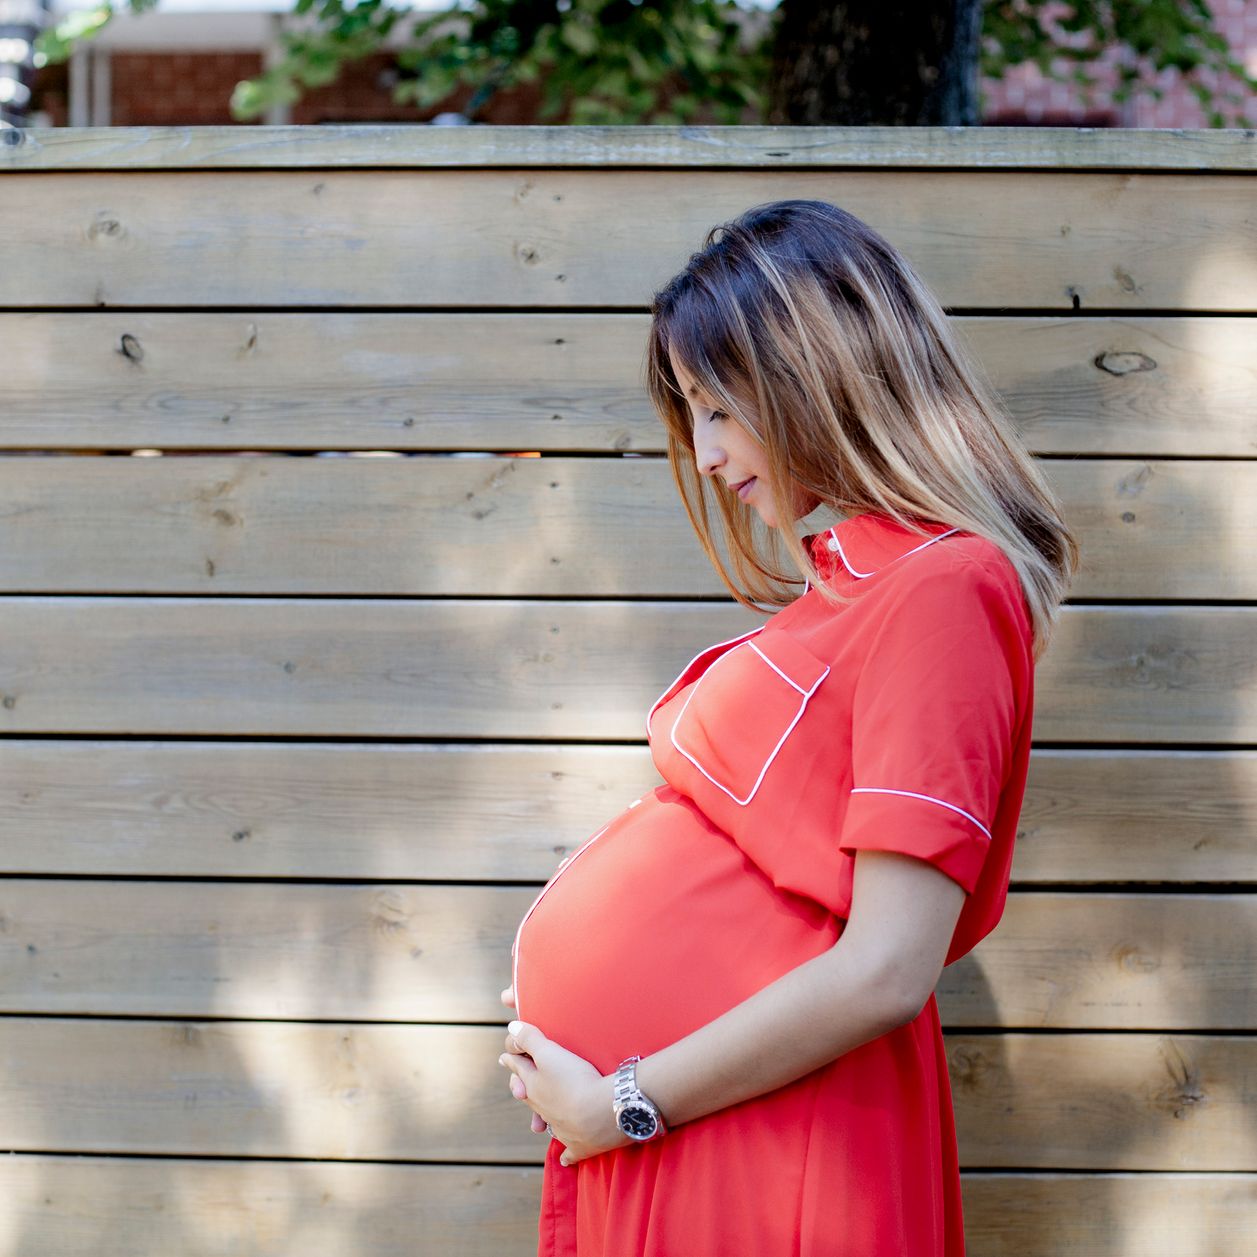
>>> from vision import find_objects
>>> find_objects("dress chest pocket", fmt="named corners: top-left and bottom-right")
top-left (669, 632), bottom-right (830, 806)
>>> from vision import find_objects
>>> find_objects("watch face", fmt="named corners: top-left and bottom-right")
top-left (618, 1104), bottom-right (660, 1141)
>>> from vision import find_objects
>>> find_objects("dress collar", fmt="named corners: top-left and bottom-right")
top-left (805, 511), bottom-right (960, 582)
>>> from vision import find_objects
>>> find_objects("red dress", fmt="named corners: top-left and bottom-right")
top-left (511, 511), bottom-right (1036, 1256)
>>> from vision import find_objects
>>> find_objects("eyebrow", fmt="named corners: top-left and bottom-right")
top-left (679, 375), bottom-right (713, 404)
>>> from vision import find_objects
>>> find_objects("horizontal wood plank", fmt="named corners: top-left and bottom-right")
top-left (0, 1156), bottom-right (543, 1257)
top-left (1013, 749), bottom-right (1257, 884)
top-left (1, 883), bottom-right (1253, 1030)
top-left (0, 1156), bottom-right (1251, 1257)
top-left (0, 600), bottom-right (1252, 742)
top-left (937, 893), bottom-right (1257, 1030)
top-left (3, 313), bottom-right (1253, 456)
top-left (947, 1032), bottom-right (1257, 1170)
top-left (0, 1019), bottom-right (1250, 1168)
top-left (4, 124), bottom-right (1255, 171)
top-left (0, 880), bottom-right (530, 1022)
top-left (0, 742), bottom-right (651, 879)
top-left (2, 744), bottom-right (1251, 883)
top-left (961, 1172), bottom-right (1257, 1257)
top-left (2, 171), bottom-right (1255, 309)
top-left (0, 1018), bottom-right (527, 1162)
top-left (0, 455), bottom-right (1250, 599)
top-left (0, 597), bottom-right (762, 739)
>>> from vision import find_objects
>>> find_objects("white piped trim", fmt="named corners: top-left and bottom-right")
top-left (645, 624), bottom-right (765, 738)
top-left (850, 787), bottom-right (993, 841)
top-left (747, 640), bottom-right (813, 694)
top-left (827, 525), bottom-right (959, 579)
top-left (511, 820), bottom-right (612, 1023)
top-left (670, 642), bottom-right (829, 806)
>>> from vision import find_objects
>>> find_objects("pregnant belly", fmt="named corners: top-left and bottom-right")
top-left (511, 784), bottom-right (841, 1075)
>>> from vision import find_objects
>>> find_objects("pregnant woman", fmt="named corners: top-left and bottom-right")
top-left (497, 198), bottom-right (1078, 1256)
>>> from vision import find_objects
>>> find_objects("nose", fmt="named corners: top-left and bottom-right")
top-left (693, 426), bottom-right (726, 478)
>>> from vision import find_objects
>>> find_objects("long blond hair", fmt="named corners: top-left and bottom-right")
top-left (643, 198), bottom-right (1078, 661)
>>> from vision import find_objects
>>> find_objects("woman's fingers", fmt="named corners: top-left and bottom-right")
top-left (501, 984), bottom-right (516, 1009)
top-left (504, 1020), bottom-right (547, 1060)
top-left (497, 1048), bottom-right (549, 1134)
top-left (499, 1050), bottom-right (538, 1090)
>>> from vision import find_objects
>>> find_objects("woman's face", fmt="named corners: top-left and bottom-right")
top-left (668, 351), bottom-right (815, 529)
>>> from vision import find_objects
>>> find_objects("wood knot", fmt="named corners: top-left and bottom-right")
top-left (87, 212), bottom-right (123, 240)
top-left (947, 1045), bottom-right (989, 1091)
top-left (1114, 943), bottom-right (1159, 974)
top-left (1095, 350), bottom-right (1157, 377)
top-left (1156, 1038), bottom-right (1209, 1120)
top-left (371, 890), bottom-right (409, 933)
top-left (1112, 266), bottom-right (1143, 295)
top-left (1115, 464), bottom-right (1152, 497)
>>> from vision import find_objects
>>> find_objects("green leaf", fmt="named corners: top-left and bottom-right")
top-left (33, 4), bottom-right (114, 63)
top-left (560, 19), bottom-right (598, 57)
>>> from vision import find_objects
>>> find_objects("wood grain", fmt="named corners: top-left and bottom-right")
top-left (3, 313), bottom-right (1253, 456)
top-left (0, 1019), bottom-right (1251, 1168)
top-left (1, 882), bottom-right (1253, 1030)
top-left (0, 1156), bottom-right (1250, 1257)
top-left (2, 170), bottom-right (1254, 309)
top-left (4, 124), bottom-right (1254, 171)
top-left (2, 743), bottom-right (1250, 883)
top-left (0, 454), bottom-right (1249, 599)
top-left (961, 1172), bottom-right (1257, 1257)
top-left (0, 599), bottom-right (1252, 742)
top-left (947, 1032), bottom-right (1257, 1171)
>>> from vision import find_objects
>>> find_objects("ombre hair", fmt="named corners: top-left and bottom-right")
top-left (644, 198), bottom-right (1079, 661)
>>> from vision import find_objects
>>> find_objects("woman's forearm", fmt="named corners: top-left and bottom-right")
top-left (629, 850), bottom-right (965, 1130)
top-left (632, 939), bottom-right (915, 1130)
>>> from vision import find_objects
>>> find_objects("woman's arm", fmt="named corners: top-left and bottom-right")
top-left (499, 848), bottom-right (966, 1159)
top-left (633, 847), bottom-right (965, 1126)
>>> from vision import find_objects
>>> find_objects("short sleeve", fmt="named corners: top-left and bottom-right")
top-left (838, 552), bottom-right (1028, 895)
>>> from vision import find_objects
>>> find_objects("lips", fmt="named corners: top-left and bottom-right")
top-left (733, 476), bottom-right (756, 501)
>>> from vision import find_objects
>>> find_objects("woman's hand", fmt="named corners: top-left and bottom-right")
top-left (497, 1012), bottom-right (631, 1167)
top-left (500, 985), bottom-right (546, 1133)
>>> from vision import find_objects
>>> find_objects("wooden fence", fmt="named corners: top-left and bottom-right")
top-left (0, 122), bottom-right (1255, 1255)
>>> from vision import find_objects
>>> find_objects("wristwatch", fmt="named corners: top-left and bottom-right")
top-left (612, 1055), bottom-right (668, 1142)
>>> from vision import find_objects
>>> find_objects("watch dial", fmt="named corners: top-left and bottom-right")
top-left (620, 1105), bottom-right (659, 1140)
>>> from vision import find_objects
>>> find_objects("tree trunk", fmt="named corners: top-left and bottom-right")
top-left (766, 0), bottom-right (983, 126)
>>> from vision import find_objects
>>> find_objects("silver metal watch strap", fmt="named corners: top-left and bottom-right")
top-left (613, 1054), bottom-right (644, 1109)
